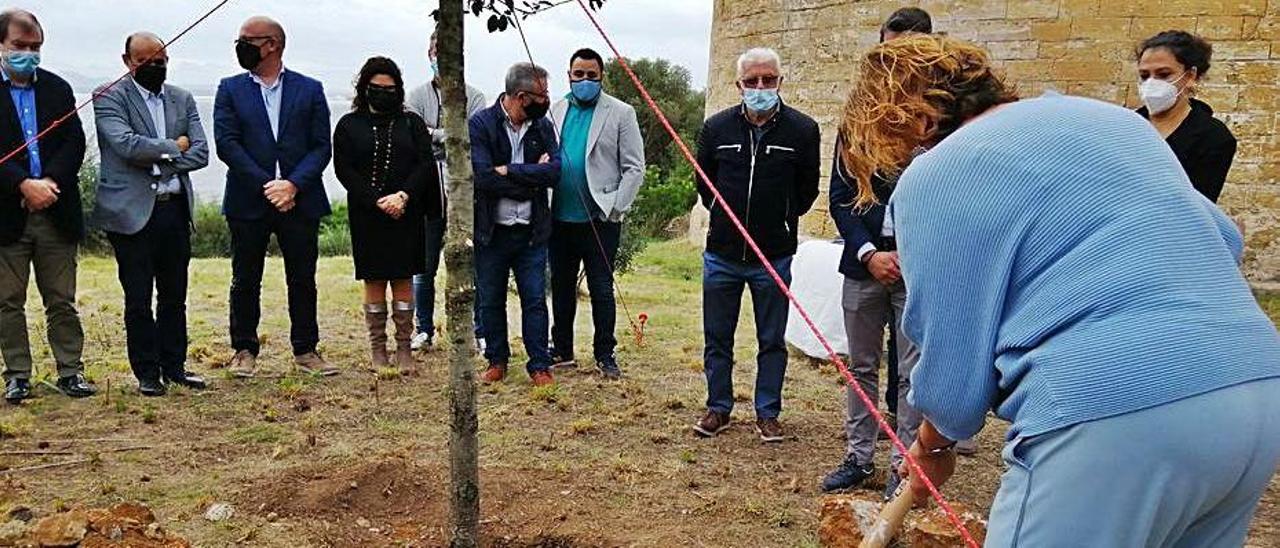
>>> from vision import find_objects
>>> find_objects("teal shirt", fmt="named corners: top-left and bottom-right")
top-left (553, 97), bottom-right (596, 222)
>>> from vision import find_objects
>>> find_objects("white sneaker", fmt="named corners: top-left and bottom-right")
top-left (411, 332), bottom-right (432, 351)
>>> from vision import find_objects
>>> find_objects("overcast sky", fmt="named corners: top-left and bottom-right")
top-left (18, 0), bottom-right (714, 98)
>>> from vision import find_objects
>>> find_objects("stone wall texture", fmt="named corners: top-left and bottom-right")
top-left (701, 0), bottom-right (1280, 281)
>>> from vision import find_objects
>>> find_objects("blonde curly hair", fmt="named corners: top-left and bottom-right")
top-left (839, 34), bottom-right (1018, 208)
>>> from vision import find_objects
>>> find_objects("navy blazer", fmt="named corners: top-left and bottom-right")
top-left (0, 69), bottom-right (86, 245)
top-left (214, 70), bottom-right (332, 221)
top-left (828, 138), bottom-right (893, 280)
top-left (468, 97), bottom-right (561, 246)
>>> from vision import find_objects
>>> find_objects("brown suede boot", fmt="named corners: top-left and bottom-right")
top-left (365, 302), bottom-right (390, 367)
top-left (391, 300), bottom-right (418, 374)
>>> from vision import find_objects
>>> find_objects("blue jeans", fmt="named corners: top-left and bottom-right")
top-left (702, 251), bottom-right (792, 419)
top-left (414, 218), bottom-right (484, 341)
top-left (549, 220), bottom-right (619, 362)
top-left (475, 225), bottom-right (551, 373)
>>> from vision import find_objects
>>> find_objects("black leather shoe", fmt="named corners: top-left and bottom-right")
top-left (138, 378), bottom-right (167, 397)
top-left (56, 374), bottom-right (97, 398)
top-left (4, 378), bottom-right (31, 403)
top-left (163, 372), bottom-right (207, 390)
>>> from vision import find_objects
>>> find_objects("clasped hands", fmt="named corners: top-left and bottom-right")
top-left (866, 250), bottom-right (902, 286)
top-left (18, 177), bottom-right (59, 212)
top-left (264, 179), bottom-right (298, 212)
top-left (377, 191), bottom-right (409, 220)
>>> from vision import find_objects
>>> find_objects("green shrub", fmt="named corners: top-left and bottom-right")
top-left (613, 163), bottom-right (698, 274)
top-left (629, 163), bottom-right (697, 239)
top-left (317, 201), bottom-right (353, 257)
top-left (77, 155), bottom-right (112, 256)
top-left (190, 202), bottom-right (233, 258)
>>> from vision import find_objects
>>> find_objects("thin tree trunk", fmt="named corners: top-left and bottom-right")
top-left (437, 2), bottom-right (480, 546)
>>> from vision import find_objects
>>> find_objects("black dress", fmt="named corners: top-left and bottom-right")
top-left (1136, 98), bottom-right (1238, 203)
top-left (334, 110), bottom-right (440, 280)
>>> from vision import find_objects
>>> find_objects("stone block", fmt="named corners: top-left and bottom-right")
top-left (1130, 17), bottom-right (1181, 40)
top-left (1060, 0), bottom-right (1101, 17)
top-left (1072, 17), bottom-right (1134, 40)
top-left (986, 40), bottom-right (1039, 60)
top-left (1214, 40), bottom-right (1273, 59)
top-left (1199, 16), bottom-right (1246, 39)
top-left (1008, 0), bottom-right (1059, 19)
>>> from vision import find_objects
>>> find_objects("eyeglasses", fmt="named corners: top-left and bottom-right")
top-left (519, 89), bottom-right (550, 101)
top-left (739, 75), bottom-right (781, 89)
top-left (367, 84), bottom-right (399, 92)
top-left (235, 35), bottom-right (276, 46)
top-left (570, 69), bottom-right (601, 81)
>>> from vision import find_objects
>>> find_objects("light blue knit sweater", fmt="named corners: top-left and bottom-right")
top-left (895, 94), bottom-right (1280, 442)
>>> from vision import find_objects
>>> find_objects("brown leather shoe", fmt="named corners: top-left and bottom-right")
top-left (756, 418), bottom-right (786, 443)
top-left (295, 352), bottom-right (340, 376)
top-left (228, 350), bottom-right (257, 378)
top-left (530, 370), bottom-right (555, 387)
top-left (692, 410), bottom-right (731, 438)
top-left (480, 363), bottom-right (507, 384)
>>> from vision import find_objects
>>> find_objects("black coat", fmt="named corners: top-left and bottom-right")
top-left (1137, 98), bottom-right (1237, 203)
top-left (694, 102), bottom-right (821, 261)
top-left (0, 69), bottom-right (87, 245)
top-left (333, 110), bottom-right (437, 280)
top-left (467, 97), bottom-right (561, 247)
top-left (828, 135), bottom-right (895, 280)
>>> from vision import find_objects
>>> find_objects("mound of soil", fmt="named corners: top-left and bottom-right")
top-left (248, 459), bottom-right (617, 548)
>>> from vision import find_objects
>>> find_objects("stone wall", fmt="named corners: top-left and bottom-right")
top-left (699, 0), bottom-right (1280, 281)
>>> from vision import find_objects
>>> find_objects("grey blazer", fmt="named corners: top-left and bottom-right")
top-left (550, 92), bottom-right (645, 222)
top-left (91, 77), bottom-right (209, 235)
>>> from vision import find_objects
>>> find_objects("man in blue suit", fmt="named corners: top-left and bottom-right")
top-left (469, 63), bottom-right (560, 388)
top-left (215, 16), bottom-right (335, 378)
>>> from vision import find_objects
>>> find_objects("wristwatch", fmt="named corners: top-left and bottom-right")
top-left (923, 441), bottom-right (957, 456)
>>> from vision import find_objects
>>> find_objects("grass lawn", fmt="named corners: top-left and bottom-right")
top-left (0, 240), bottom-right (1276, 547)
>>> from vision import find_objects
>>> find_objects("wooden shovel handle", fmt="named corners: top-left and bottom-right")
top-left (858, 484), bottom-right (915, 548)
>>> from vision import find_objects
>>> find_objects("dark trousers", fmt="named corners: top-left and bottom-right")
top-left (702, 251), bottom-right (792, 419)
top-left (413, 217), bottom-right (446, 337)
top-left (886, 327), bottom-right (899, 415)
top-left (228, 211), bottom-right (320, 356)
top-left (549, 220), bottom-right (619, 362)
top-left (475, 225), bottom-right (551, 374)
top-left (107, 199), bottom-right (191, 382)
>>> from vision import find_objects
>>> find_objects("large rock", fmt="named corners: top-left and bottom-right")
top-left (905, 503), bottom-right (988, 548)
top-left (30, 510), bottom-right (88, 547)
top-left (818, 493), bottom-right (885, 548)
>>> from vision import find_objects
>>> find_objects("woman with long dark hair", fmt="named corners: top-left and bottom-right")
top-left (1135, 30), bottom-right (1237, 203)
top-left (333, 56), bottom-right (439, 372)
top-left (842, 34), bottom-right (1278, 545)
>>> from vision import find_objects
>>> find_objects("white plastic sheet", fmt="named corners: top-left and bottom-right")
top-left (785, 240), bottom-right (848, 359)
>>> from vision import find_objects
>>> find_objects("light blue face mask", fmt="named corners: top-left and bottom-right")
top-left (5, 50), bottom-right (39, 77)
top-left (570, 79), bottom-right (602, 104)
top-left (743, 88), bottom-right (779, 113)
top-left (430, 59), bottom-right (439, 77)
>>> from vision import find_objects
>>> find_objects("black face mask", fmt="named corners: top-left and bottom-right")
top-left (134, 62), bottom-right (166, 95)
top-left (235, 40), bottom-right (263, 71)
top-left (366, 88), bottom-right (401, 113)
top-left (522, 96), bottom-right (549, 121)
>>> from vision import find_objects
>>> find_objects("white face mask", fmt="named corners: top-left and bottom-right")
top-left (1139, 72), bottom-right (1189, 115)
